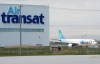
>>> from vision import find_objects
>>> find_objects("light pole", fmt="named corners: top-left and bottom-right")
top-left (19, 5), bottom-right (22, 55)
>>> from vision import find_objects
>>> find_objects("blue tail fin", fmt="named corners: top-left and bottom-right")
top-left (58, 30), bottom-right (65, 39)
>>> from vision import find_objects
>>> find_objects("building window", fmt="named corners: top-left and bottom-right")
top-left (0, 28), bottom-right (44, 32)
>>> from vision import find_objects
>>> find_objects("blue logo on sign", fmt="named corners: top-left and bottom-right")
top-left (1, 6), bottom-right (45, 24)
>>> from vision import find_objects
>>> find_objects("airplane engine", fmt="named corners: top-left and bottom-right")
top-left (68, 43), bottom-right (73, 47)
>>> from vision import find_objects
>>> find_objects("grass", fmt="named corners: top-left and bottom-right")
top-left (0, 46), bottom-right (100, 56)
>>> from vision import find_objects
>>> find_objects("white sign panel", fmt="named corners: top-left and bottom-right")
top-left (0, 4), bottom-right (49, 46)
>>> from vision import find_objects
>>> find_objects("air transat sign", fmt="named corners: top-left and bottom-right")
top-left (0, 5), bottom-right (45, 24)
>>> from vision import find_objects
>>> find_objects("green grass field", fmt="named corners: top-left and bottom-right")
top-left (0, 46), bottom-right (100, 56)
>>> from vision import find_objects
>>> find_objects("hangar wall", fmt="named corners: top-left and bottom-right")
top-left (0, 4), bottom-right (49, 46)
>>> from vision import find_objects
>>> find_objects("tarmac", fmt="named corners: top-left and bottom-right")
top-left (0, 55), bottom-right (100, 64)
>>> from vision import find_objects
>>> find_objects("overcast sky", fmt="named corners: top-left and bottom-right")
top-left (1, 0), bottom-right (100, 25)
top-left (0, 0), bottom-right (100, 44)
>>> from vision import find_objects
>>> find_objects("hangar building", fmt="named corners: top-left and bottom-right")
top-left (0, 4), bottom-right (49, 46)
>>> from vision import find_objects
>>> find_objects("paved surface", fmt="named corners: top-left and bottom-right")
top-left (0, 55), bottom-right (100, 64)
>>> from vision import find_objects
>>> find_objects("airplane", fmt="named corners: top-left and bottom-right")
top-left (58, 30), bottom-right (97, 47)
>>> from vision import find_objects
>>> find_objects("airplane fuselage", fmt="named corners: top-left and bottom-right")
top-left (61, 39), bottom-right (97, 46)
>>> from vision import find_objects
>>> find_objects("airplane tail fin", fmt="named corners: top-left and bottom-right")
top-left (58, 30), bottom-right (65, 39)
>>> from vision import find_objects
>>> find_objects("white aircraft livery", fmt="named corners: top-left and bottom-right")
top-left (58, 30), bottom-right (97, 47)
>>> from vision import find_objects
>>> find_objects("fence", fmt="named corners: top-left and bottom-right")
top-left (0, 46), bottom-right (100, 56)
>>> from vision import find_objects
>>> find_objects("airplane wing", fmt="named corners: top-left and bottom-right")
top-left (51, 39), bottom-right (61, 41)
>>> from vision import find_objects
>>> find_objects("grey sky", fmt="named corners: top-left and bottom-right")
top-left (1, 0), bottom-right (100, 25)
